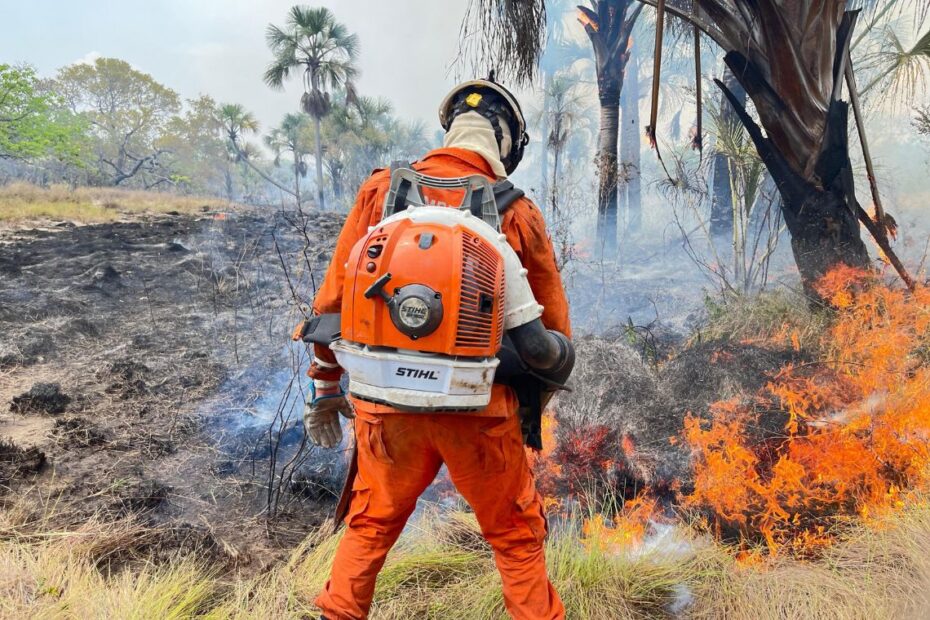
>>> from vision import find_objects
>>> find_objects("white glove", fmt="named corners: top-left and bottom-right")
top-left (303, 380), bottom-right (355, 448)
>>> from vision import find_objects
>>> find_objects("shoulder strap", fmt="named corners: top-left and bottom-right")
top-left (389, 161), bottom-right (416, 214)
top-left (389, 160), bottom-right (411, 175)
top-left (492, 180), bottom-right (525, 214)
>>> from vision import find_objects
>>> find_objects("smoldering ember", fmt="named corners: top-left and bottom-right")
top-left (2, 2), bottom-right (930, 618)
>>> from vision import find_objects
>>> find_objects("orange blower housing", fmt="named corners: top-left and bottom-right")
top-left (342, 217), bottom-right (505, 357)
top-left (329, 167), bottom-right (528, 412)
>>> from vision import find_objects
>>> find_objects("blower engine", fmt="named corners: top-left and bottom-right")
top-left (296, 167), bottom-right (574, 418)
top-left (329, 169), bottom-right (545, 411)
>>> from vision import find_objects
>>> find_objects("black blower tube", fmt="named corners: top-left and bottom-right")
top-left (507, 318), bottom-right (575, 388)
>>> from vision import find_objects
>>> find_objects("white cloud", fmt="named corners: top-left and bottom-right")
top-left (73, 50), bottom-right (102, 66)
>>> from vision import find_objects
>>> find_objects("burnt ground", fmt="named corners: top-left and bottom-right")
top-left (0, 205), bottom-right (803, 571)
top-left (0, 208), bottom-right (345, 570)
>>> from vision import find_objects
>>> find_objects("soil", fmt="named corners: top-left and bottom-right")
top-left (0, 207), bottom-right (344, 570)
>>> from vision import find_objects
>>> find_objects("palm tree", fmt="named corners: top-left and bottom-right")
top-left (264, 6), bottom-right (359, 210)
top-left (264, 113), bottom-right (311, 207)
top-left (468, 0), bottom-right (919, 292)
top-left (544, 75), bottom-right (587, 217)
top-left (578, 0), bottom-right (644, 259)
top-left (218, 103), bottom-right (299, 200)
top-left (633, 0), bottom-right (917, 292)
top-left (538, 0), bottom-right (589, 206)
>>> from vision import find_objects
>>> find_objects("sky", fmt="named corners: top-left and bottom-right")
top-left (2, 1), bottom-right (926, 211)
top-left (1, 0), bottom-right (471, 133)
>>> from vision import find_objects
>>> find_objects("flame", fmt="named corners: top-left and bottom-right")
top-left (582, 493), bottom-right (660, 551)
top-left (683, 266), bottom-right (930, 555)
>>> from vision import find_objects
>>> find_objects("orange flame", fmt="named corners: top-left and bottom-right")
top-left (683, 266), bottom-right (930, 555)
top-left (582, 493), bottom-right (660, 551)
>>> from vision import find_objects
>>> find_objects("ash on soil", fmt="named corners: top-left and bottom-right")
top-left (10, 382), bottom-right (71, 414)
top-left (0, 208), bottom-right (342, 569)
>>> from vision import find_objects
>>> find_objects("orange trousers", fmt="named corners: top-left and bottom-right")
top-left (315, 411), bottom-right (565, 620)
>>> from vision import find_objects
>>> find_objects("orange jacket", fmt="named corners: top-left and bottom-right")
top-left (308, 147), bottom-right (571, 417)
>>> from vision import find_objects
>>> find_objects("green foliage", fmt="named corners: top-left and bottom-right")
top-left (55, 57), bottom-right (181, 186)
top-left (313, 94), bottom-right (429, 205)
top-left (860, 17), bottom-right (930, 104)
top-left (159, 95), bottom-right (229, 195)
top-left (264, 112), bottom-right (312, 172)
top-left (264, 5), bottom-right (360, 209)
top-left (0, 64), bottom-right (87, 163)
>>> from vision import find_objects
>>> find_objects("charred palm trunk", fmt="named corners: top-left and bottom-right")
top-left (312, 114), bottom-right (325, 210)
top-left (710, 67), bottom-right (745, 237)
top-left (579, 0), bottom-right (641, 260)
top-left (597, 95), bottom-right (621, 258)
top-left (712, 11), bottom-right (869, 295)
top-left (551, 130), bottom-right (563, 217)
top-left (224, 168), bottom-right (234, 201)
top-left (331, 164), bottom-right (344, 202)
top-left (293, 151), bottom-right (302, 209)
top-left (718, 64), bottom-right (868, 296)
top-left (540, 68), bottom-right (551, 214)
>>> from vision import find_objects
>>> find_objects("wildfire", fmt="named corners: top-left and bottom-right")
top-left (534, 266), bottom-right (930, 557)
top-left (683, 266), bottom-right (930, 555)
top-left (531, 412), bottom-right (660, 551)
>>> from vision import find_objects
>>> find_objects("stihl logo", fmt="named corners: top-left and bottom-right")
top-left (395, 367), bottom-right (439, 380)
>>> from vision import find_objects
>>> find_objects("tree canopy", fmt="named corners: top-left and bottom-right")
top-left (56, 57), bottom-right (181, 186)
top-left (0, 64), bottom-right (85, 163)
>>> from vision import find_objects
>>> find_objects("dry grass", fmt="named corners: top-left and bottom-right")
top-left (689, 499), bottom-right (930, 619)
top-left (0, 182), bottom-right (234, 224)
top-left (0, 496), bottom-right (928, 619)
top-left (696, 287), bottom-right (831, 352)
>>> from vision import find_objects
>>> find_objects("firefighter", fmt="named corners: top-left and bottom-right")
top-left (305, 77), bottom-right (571, 620)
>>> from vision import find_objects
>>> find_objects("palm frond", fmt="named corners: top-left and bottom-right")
top-left (264, 5), bottom-right (360, 112)
top-left (861, 18), bottom-right (930, 106)
top-left (914, 105), bottom-right (930, 135)
top-left (265, 24), bottom-right (297, 55)
top-left (263, 60), bottom-right (292, 90)
top-left (458, 0), bottom-right (547, 85)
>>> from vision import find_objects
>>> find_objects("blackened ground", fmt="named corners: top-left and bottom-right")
top-left (0, 205), bottom-right (804, 569)
top-left (0, 208), bottom-right (343, 570)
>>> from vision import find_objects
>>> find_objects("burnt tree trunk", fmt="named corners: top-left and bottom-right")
top-left (579, 0), bottom-right (641, 260)
top-left (312, 114), bottom-right (325, 210)
top-left (539, 68), bottom-right (551, 212)
top-left (597, 92), bottom-right (621, 258)
top-left (710, 67), bottom-right (745, 237)
top-left (713, 10), bottom-right (869, 294)
top-left (718, 70), bottom-right (868, 296)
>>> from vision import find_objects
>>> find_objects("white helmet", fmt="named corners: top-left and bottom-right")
top-left (439, 73), bottom-right (529, 175)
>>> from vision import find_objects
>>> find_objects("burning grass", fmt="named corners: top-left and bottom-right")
top-left (682, 266), bottom-right (930, 556)
top-left (0, 182), bottom-right (233, 224)
top-left (697, 286), bottom-right (830, 352)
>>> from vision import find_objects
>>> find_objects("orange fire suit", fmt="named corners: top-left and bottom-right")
top-left (309, 147), bottom-right (571, 620)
